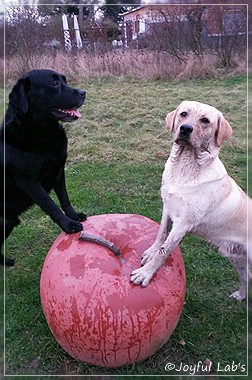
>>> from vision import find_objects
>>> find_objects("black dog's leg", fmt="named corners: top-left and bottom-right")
top-left (17, 180), bottom-right (83, 234)
top-left (54, 169), bottom-right (86, 222)
top-left (0, 220), bottom-right (19, 266)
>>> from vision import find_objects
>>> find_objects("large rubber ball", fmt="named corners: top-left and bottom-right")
top-left (40, 214), bottom-right (186, 368)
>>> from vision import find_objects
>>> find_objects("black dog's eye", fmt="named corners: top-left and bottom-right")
top-left (201, 117), bottom-right (210, 123)
top-left (52, 79), bottom-right (60, 87)
top-left (180, 111), bottom-right (187, 117)
top-left (51, 74), bottom-right (61, 87)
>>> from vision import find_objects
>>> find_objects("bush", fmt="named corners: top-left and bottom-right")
top-left (4, 49), bottom-right (246, 86)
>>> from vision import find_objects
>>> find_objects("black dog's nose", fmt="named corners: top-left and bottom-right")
top-left (180, 124), bottom-right (193, 134)
top-left (79, 90), bottom-right (86, 97)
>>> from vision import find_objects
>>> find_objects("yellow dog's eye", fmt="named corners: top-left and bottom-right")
top-left (201, 117), bottom-right (210, 123)
top-left (180, 112), bottom-right (187, 117)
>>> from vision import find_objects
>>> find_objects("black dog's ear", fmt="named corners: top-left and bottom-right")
top-left (9, 77), bottom-right (31, 114)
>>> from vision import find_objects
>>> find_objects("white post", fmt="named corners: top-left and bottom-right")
top-left (124, 21), bottom-right (128, 48)
top-left (62, 14), bottom-right (72, 52)
top-left (73, 15), bottom-right (83, 49)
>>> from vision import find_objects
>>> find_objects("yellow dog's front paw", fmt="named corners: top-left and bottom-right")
top-left (141, 247), bottom-right (158, 266)
top-left (130, 266), bottom-right (154, 287)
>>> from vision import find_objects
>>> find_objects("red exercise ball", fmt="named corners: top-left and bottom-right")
top-left (40, 214), bottom-right (186, 368)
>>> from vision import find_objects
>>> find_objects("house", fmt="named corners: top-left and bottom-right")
top-left (121, 4), bottom-right (247, 48)
top-left (121, 4), bottom-right (186, 44)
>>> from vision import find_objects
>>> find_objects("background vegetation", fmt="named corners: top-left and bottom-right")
top-left (1, 2), bottom-right (247, 85)
top-left (1, 1), bottom-right (250, 378)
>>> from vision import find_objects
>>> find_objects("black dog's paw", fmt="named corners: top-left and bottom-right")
top-left (5, 257), bottom-right (15, 266)
top-left (77, 212), bottom-right (87, 222)
top-left (62, 219), bottom-right (83, 234)
top-left (65, 208), bottom-right (87, 222)
top-left (0, 254), bottom-right (15, 267)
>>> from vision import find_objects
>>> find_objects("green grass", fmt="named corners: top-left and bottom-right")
top-left (3, 75), bottom-right (249, 376)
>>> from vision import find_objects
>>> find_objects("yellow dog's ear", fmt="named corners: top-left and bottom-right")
top-left (165, 109), bottom-right (177, 131)
top-left (216, 115), bottom-right (232, 147)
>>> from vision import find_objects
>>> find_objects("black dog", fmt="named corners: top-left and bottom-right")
top-left (0, 69), bottom-right (86, 266)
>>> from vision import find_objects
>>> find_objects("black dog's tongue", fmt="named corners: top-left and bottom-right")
top-left (67, 109), bottom-right (81, 118)
top-left (57, 108), bottom-right (81, 118)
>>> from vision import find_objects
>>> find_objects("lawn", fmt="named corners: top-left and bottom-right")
top-left (2, 75), bottom-right (249, 376)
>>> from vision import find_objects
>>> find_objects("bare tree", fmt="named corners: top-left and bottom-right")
top-left (186, 6), bottom-right (206, 57)
top-left (132, 5), bottom-right (246, 67)
top-left (205, 6), bottom-right (247, 67)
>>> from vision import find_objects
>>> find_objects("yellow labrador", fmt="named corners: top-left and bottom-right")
top-left (131, 101), bottom-right (251, 301)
